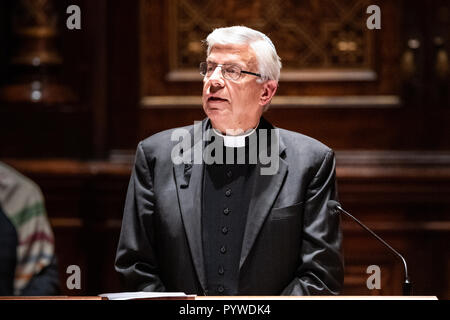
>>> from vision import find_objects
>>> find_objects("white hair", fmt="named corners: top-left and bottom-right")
top-left (205, 26), bottom-right (282, 82)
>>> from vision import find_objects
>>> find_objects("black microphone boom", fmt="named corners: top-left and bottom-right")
top-left (327, 200), bottom-right (412, 296)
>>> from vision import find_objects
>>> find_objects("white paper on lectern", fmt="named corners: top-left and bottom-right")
top-left (99, 291), bottom-right (193, 300)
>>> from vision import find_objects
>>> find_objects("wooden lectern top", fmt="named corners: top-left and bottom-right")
top-left (0, 295), bottom-right (438, 300)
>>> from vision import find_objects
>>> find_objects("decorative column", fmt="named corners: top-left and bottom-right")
top-left (0, 0), bottom-right (75, 104)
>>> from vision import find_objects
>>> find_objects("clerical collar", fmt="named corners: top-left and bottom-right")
top-left (212, 123), bottom-right (259, 148)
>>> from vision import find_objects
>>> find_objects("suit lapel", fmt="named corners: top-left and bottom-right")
top-left (173, 120), bottom-right (207, 292)
top-left (239, 126), bottom-right (288, 270)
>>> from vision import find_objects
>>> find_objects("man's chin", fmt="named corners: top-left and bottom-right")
top-left (204, 105), bottom-right (228, 118)
top-left (205, 100), bottom-right (229, 110)
top-left (205, 112), bottom-right (231, 130)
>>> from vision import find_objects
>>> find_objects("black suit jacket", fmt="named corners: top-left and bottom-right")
top-left (115, 117), bottom-right (344, 295)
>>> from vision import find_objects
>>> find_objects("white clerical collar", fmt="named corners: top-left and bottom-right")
top-left (212, 123), bottom-right (258, 148)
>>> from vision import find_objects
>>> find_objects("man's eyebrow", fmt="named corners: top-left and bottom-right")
top-left (206, 59), bottom-right (246, 68)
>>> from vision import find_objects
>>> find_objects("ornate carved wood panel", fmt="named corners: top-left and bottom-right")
top-left (140, 0), bottom-right (400, 99)
top-left (167, 0), bottom-right (375, 81)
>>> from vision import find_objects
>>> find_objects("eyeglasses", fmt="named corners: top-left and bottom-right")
top-left (199, 61), bottom-right (262, 81)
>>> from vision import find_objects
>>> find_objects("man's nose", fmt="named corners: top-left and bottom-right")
top-left (208, 66), bottom-right (225, 86)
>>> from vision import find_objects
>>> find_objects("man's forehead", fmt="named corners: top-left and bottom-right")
top-left (207, 44), bottom-right (256, 66)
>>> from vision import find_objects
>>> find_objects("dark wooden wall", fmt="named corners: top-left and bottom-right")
top-left (0, 0), bottom-right (449, 298)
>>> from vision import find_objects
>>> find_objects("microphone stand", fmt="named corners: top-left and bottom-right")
top-left (334, 203), bottom-right (412, 296)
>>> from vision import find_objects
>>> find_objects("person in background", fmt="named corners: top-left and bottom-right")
top-left (0, 161), bottom-right (59, 296)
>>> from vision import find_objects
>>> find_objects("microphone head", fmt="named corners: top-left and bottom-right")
top-left (327, 200), bottom-right (341, 212)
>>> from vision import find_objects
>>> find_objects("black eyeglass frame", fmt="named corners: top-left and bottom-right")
top-left (199, 61), bottom-right (263, 80)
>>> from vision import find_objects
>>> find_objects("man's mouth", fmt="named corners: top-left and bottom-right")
top-left (208, 96), bottom-right (228, 102)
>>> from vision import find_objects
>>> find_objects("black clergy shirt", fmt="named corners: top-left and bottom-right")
top-left (201, 127), bottom-right (258, 295)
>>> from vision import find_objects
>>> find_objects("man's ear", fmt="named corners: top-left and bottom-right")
top-left (259, 80), bottom-right (278, 107)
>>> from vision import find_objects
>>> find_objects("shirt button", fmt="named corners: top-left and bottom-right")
top-left (223, 208), bottom-right (230, 215)
top-left (226, 170), bottom-right (233, 178)
top-left (220, 245), bottom-right (227, 254)
top-left (218, 266), bottom-right (224, 275)
top-left (221, 226), bottom-right (228, 234)
top-left (218, 285), bottom-right (224, 293)
top-left (225, 188), bottom-right (232, 197)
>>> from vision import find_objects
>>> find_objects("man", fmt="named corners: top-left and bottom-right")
top-left (115, 26), bottom-right (343, 295)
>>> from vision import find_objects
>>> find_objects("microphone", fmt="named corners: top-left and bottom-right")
top-left (327, 200), bottom-right (412, 296)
